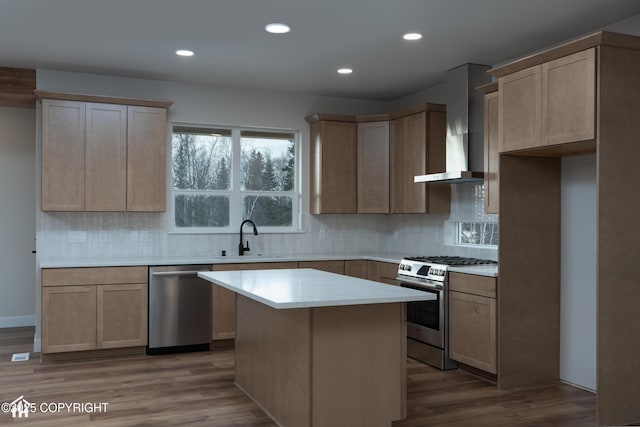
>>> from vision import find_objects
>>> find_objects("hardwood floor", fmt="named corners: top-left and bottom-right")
top-left (0, 327), bottom-right (595, 426)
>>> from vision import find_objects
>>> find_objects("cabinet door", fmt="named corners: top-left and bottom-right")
top-left (310, 121), bottom-right (357, 214)
top-left (42, 285), bottom-right (96, 353)
top-left (425, 111), bottom-right (450, 214)
top-left (449, 290), bottom-right (497, 374)
top-left (484, 91), bottom-right (500, 214)
top-left (367, 261), bottom-right (400, 286)
top-left (85, 103), bottom-right (127, 211)
top-left (41, 99), bottom-right (86, 211)
top-left (542, 48), bottom-right (596, 146)
top-left (211, 262), bottom-right (298, 340)
top-left (211, 285), bottom-right (236, 340)
top-left (499, 66), bottom-right (542, 152)
top-left (357, 121), bottom-right (389, 213)
top-left (345, 260), bottom-right (368, 279)
top-left (299, 260), bottom-right (345, 275)
top-left (96, 283), bottom-right (148, 349)
top-left (127, 106), bottom-right (167, 212)
top-left (391, 113), bottom-right (426, 213)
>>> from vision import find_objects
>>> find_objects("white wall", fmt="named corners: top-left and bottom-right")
top-left (0, 106), bottom-right (36, 327)
top-left (560, 154), bottom-right (597, 391)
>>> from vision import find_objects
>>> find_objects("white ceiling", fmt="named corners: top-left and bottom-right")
top-left (2, 0), bottom-right (640, 100)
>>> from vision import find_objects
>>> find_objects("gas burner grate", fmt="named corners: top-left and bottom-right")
top-left (405, 256), bottom-right (497, 266)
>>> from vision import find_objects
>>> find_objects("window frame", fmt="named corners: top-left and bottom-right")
top-left (169, 124), bottom-right (301, 234)
top-left (455, 221), bottom-right (499, 247)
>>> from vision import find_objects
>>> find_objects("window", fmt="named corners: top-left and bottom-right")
top-left (171, 125), bottom-right (299, 233)
top-left (456, 221), bottom-right (498, 246)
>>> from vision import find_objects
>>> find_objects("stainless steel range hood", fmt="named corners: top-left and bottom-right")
top-left (414, 63), bottom-right (491, 184)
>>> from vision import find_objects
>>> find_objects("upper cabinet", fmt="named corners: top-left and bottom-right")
top-left (497, 48), bottom-right (596, 153)
top-left (306, 114), bottom-right (357, 214)
top-left (477, 83), bottom-right (499, 214)
top-left (41, 99), bottom-right (87, 211)
top-left (390, 105), bottom-right (449, 214)
top-left (38, 91), bottom-right (171, 212)
top-left (127, 106), bottom-right (168, 212)
top-left (306, 104), bottom-right (448, 215)
top-left (357, 116), bottom-right (390, 214)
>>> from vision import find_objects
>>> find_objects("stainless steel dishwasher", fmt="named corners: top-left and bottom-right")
top-left (147, 265), bottom-right (212, 354)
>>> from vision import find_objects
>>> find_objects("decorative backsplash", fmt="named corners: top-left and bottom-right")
top-left (38, 184), bottom-right (497, 263)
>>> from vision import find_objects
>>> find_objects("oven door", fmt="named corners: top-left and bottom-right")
top-left (399, 278), bottom-right (445, 349)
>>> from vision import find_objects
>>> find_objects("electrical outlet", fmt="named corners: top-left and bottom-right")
top-left (68, 231), bottom-right (87, 243)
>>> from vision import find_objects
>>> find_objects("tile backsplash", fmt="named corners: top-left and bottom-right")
top-left (38, 184), bottom-right (497, 263)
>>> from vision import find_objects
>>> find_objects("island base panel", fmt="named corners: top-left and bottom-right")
top-left (235, 295), bottom-right (406, 427)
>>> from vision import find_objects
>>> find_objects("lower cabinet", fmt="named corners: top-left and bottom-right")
top-left (344, 260), bottom-right (368, 279)
top-left (41, 267), bottom-right (148, 354)
top-left (448, 272), bottom-right (497, 374)
top-left (299, 260), bottom-right (345, 275)
top-left (367, 261), bottom-right (400, 286)
top-left (210, 262), bottom-right (298, 341)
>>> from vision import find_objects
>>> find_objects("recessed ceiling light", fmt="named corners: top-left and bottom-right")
top-left (337, 68), bottom-right (353, 75)
top-left (403, 33), bottom-right (423, 41)
top-left (265, 23), bottom-right (291, 34)
top-left (176, 49), bottom-right (194, 57)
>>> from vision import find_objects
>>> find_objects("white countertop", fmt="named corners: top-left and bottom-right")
top-left (198, 268), bottom-right (435, 309)
top-left (39, 252), bottom-right (498, 277)
top-left (39, 252), bottom-right (405, 268)
top-left (449, 265), bottom-right (499, 277)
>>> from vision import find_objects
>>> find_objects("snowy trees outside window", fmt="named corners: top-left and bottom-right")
top-left (172, 126), bottom-right (298, 232)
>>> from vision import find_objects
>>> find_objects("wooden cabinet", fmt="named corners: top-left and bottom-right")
top-left (390, 106), bottom-right (449, 214)
top-left (127, 106), bottom-right (167, 212)
top-left (86, 103), bottom-right (127, 211)
top-left (344, 260), bottom-right (368, 279)
top-left (42, 285), bottom-right (97, 353)
top-left (367, 260), bottom-right (399, 286)
top-left (483, 88), bottom-right (500, 214)
top-left (38, 92), bottom-right (171, 212)
top-left (448, 272), bottom-right (497, 374)
top-left (299, 260), bottom-right (344, 275)
top-left (490, 32), bottom-right (640, 425)
top-left (41, 266), bottom-right (148, 354)
top-left (306, 114), bottom-right (357, 214)
top-left (96, 283), bottom-right (148, 349)
top-left (357, 118), bottom-right (389, 213)
top-left (41, 99), bottom-right (86, 211)
top-left (498, 48), bottom-right (596, 153)
top-left (210, 262), bottom-right (298, 340)
top-left (542, 49), bottom-right (596, 146)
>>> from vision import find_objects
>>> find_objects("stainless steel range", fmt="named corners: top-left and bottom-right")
top-left (397, 256), bottom-right (498, 370)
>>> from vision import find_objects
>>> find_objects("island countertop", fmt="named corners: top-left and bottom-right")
top-left (198, 268), bottom-right (434, 309)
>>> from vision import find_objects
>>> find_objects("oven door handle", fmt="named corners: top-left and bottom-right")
top-left (396, 276), bottom-right (443, 291)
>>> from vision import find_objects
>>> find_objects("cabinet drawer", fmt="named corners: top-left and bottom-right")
top-left (42, 266), bottom-right (148, 287)
top-left (448, 272), bottom-right (496, 298)
top-left (299, 260), bottom-right (345, 275)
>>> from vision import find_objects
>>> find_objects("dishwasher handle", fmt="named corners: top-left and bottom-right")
top-left (151, 270), bottom-right (210, 277)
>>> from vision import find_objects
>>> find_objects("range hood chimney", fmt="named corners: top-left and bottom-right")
top-left (414, 63), bottom-right (491, 184)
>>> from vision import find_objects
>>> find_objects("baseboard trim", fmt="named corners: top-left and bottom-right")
top-left (0, 315), bottom-right (35, 328)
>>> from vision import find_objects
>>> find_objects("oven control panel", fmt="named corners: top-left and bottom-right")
top-left (397, 260), bottom-right (448, 282)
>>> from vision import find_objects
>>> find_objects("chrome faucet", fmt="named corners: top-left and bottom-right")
top-left (239, 219), bottom-right (259, 256)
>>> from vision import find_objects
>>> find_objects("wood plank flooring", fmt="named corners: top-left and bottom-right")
top-left (0, 327), bottom-right (595, 426)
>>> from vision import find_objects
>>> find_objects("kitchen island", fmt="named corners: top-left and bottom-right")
top-left (198, 268), bottom-right (433, 427)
